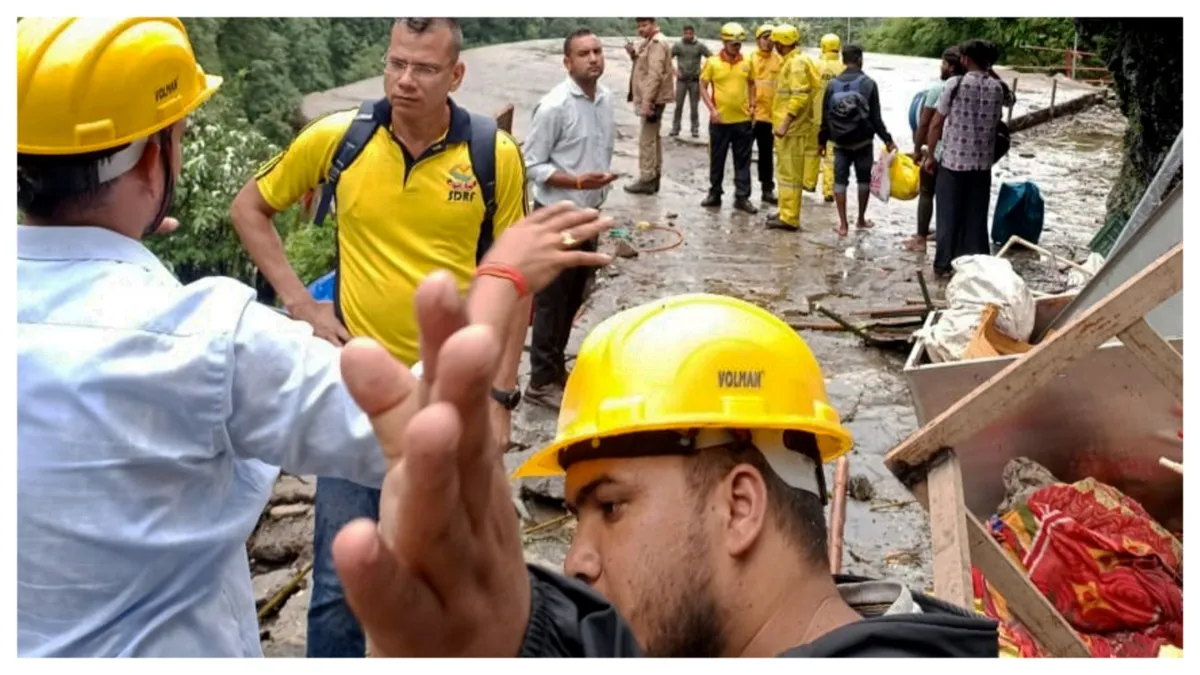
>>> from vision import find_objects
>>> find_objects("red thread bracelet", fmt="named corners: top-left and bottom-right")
top-left (474, 263), bottom-right (529, 297)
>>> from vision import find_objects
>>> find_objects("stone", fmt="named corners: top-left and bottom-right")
top-left (269, 474), bottom-right (316, 506)
top-left (848, 474), bottom-right (876, 502)
top-left (269, 503), bottom-right (310, 519)
top-left (249, 512), bottom-right (314, 566)
top-left (614, 240), bottom-right (639, 259)
top-left (253, 567), bottom-right (301, 609)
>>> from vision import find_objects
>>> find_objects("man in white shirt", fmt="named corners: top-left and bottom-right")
top-left (522, 28), bottom-right (618, 409)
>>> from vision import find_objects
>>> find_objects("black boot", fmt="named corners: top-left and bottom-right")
top-left (765, 214), bottom-right (799, 231)
top-left (761, 187), bottom-right (778, 205)
top-left (701, 192), bottom-right (721, 208)
top-left (734, 197), bottom-right (758, 214)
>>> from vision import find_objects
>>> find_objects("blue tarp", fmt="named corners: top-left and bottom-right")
top-left (992, 181), bottom-right (1045, 246)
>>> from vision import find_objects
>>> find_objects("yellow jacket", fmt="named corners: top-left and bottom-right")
top-left (748, 48), bottom-right (782, 124)
top-left (771, 49), bottom-right (821, 136)
top-left (812, 51), bottom-right (845, 128)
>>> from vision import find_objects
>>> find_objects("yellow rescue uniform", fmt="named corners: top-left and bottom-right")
top-left (748, 48), bottom-right (781, 124)
top-left (772, 49), bottom-right (821, 229)
top-left (255, 100), bottom-right (528, 365)
top-left (808, 51), bottom-right (846, 198)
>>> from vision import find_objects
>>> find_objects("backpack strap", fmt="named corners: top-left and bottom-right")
top-left (466, 112), bottom-right (499, 264)
top-left (313, 98), bottom-right (388, 226)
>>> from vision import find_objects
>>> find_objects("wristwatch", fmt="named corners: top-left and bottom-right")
top-left (491, 387), bottom-right (522, 411)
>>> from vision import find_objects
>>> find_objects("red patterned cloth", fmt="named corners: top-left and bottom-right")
top-left (972, 477), bottom-right (1183, 657)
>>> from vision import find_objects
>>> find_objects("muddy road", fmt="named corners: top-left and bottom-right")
top-left (256, 37), bottom-right (1125, 655)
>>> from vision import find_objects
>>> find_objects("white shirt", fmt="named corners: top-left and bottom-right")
top-left (17, 225), bottom-right (385, 656)
top-left (524, 77), bottom-right (616, 209)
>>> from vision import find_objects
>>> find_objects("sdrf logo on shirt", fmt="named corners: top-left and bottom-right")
top-left (717, 369), bottom-right (764, 389)
top-left (446, 163), bottom-right (478, 202)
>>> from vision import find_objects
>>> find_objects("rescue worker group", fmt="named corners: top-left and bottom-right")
top-left (16, 17), bottom-right (1001, 658)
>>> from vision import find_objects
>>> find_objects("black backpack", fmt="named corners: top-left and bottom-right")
top-left (312, 98), bottom-right (499, 265)
top-left (827, 74), bottom-right (871, 142)
top-left (946, 76), bottom-right (1011, 164)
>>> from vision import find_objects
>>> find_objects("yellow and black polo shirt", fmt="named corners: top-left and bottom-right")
top-left (255, 99), bottom-right (527, 366)
top-left (701, 51), bottom-right (753, 125)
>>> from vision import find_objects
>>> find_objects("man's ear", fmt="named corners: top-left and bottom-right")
top-left (450, 61), bottom-right (466, 93)
top-left (130, 136), bottom-right (163, 196)
top-left (722, 464), bottom-right (769, 557)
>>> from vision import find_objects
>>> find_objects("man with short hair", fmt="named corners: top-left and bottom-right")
top-left (747, 24), bottom-right (781, 204)
top-left (923, 39), bottom-right (1007, 276)
top-left (699, 22), bottom-right (758, 214)
top-left (905, 46), bottom-right (963, 253)
top-left (522, 28), bottom-right (617, 409)
top-left (229, 17), bottom-right (531, 658)
top-left (326, 290), bottom-right (1002, 658)
top-left (817, 44), bottom-right (895, 237)
top-left (624, 18), bottom-right (674, 195)
top-left (669, 25), bottom-right (711, 139)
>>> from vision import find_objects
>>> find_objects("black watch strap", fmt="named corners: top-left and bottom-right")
top-left (491, 387), bottom-right (521, 411)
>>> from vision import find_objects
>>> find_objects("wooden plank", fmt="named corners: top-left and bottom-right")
top-left (964, 512), bottom-right (1091, 657)
top-left (884, 243), bottom-right (1182, 479)
top-left (1118, 317), bottom-right (1184, 402)
top-left (911, 481), bottom-right (1091, 657)
top-left (926, 453), bottom-right (974, 609)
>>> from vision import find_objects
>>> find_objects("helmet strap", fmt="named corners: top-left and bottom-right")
top-left (143, 129), bottom-right (176, 237)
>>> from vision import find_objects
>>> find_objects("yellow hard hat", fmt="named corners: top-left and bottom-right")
top-left (771, 24), bottom-right (800, 47)
top-left (512, 294), bottom-right (853, 480)
top-left (820, 33), bottom-right (842, 54)
top-left (719, 22), bottom-right (747, 43)
top-left (756, 24), bottom-right (775, 39)
top-left (18, 17), bottom-right (222, 156)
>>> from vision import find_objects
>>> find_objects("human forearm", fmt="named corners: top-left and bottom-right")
top-left (465, 275), bottom-right (526, 390)
top-left (230, 182), bottom-right (313, 310)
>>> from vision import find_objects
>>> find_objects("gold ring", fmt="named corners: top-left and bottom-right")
top-left (561, 231), bottom-right (578, 248)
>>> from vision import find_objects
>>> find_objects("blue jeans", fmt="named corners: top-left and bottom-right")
top-left (306, 477), bottom-right (380, 658)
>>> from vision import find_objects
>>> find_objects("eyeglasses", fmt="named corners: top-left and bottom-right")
top-left (382, 56), bottom-right (449, 80)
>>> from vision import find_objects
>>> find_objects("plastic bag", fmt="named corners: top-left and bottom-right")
top-left (913, 255), bottom-right (1036, 362)
top-left (870, 149), bottom-right (893, 203)
top-left (889, 152), bottom-right (920, 201)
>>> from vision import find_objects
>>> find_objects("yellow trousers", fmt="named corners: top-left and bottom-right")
top-left (802, 127), bottom-right (820, 192)
top-left (776, 131), bottom-right (808, 228)
top-left (801, 130), bottom-right (835, 199)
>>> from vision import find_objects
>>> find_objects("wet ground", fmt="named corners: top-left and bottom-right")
top-left (259, 37), bottom-right (1125, 655)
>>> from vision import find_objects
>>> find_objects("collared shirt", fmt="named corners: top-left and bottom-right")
top-left (255, 98), bottom-right (528, 365)
top-left (17, 225), bottom-right (386, 656)
top-left (748, 48), bottom-right (782, 123)
top-left (937, 71), bottom-right (1005, 172)
top-left (700, 50), bottom-right (753, 125)
top-left (524, 78), bottom-right (616, 209)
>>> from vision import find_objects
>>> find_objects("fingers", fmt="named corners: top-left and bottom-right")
top-left (341, 338), bottom-right (421, 464)
top-left (414, 272), bottom-right (469, 402)
top-left (335, 320), bottom-right (353, 344)
top-left (563, 250), bottom-right (614, 268)
top-left (333, 518), bottom-right (423, 657)
top-left (429, 325), bottom-right (503, 518)
top-left (429, 325), bottom-right (501, 462)
top-left (391, 401), bottom-right (473, 587)
top-left (522, 200), bottom-right (577, 225)
top-left (566, 215), bottom-right (616, 243)
top-left (539, 205), bottom-right (604, 233)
